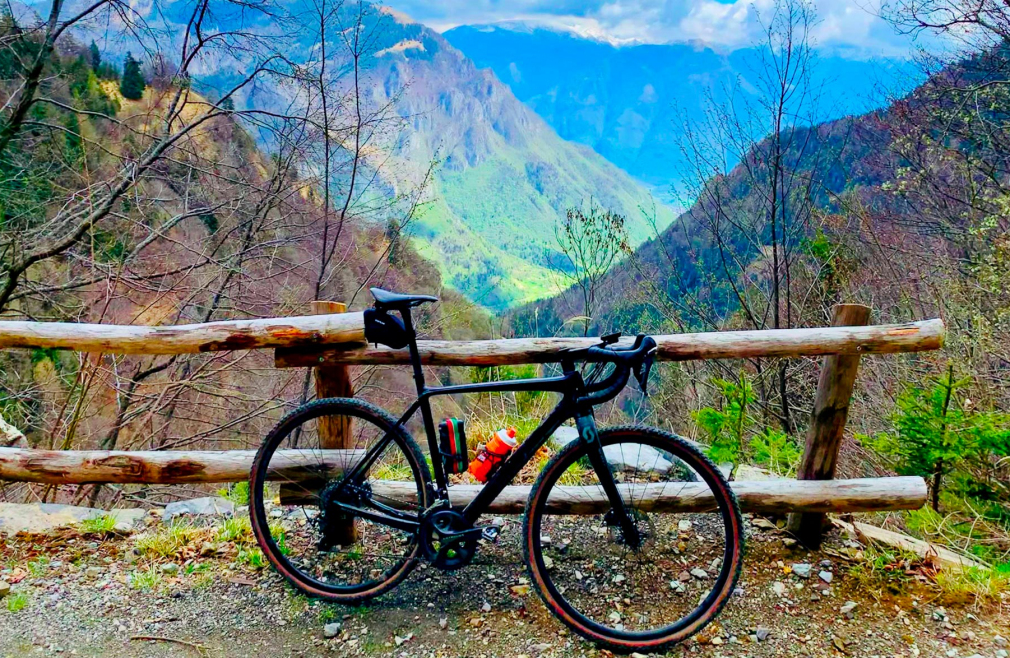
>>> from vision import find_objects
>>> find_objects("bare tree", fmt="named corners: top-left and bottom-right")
top-left (635, 0), bottom-right (830, 432)
top-left (552, 200), bottom-right (628, 336)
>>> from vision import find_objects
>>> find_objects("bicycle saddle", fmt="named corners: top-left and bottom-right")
top-left (370, 287), bottom-right (438, 309)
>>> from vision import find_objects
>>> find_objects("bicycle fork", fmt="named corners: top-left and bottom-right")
top-left (575, 412), bottom-right (643, 549)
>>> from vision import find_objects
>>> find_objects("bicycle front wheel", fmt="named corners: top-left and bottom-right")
top-left (524, 426), bottom-right (743, 652)
top-left (250, 398), bottom-right (431, 602)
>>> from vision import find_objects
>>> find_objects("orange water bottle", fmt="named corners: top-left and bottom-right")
top-left (467, 427), bottom-right (517, 483)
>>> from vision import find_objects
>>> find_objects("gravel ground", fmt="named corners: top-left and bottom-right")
top-left (1, 513), bottom-right (1008, 658)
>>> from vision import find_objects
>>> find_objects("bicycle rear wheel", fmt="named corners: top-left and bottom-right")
top-left (249, 398), bottom-right (431, 602)
top-left (524, 425), bottom-right (743, 652)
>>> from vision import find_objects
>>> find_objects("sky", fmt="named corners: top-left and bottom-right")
top-left (380, 0), bottom-right (934, 58)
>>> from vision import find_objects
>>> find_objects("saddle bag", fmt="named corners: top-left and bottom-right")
top-left (438, 418), bottom-right (469, 474)
top-left (364, 308), bottom-right (410, 349)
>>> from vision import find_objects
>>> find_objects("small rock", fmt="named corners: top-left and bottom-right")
top-left (323, 623), bottom-right (341, 639)
top-left (530, 644), bottom-right (552, 654)
top-left (996, 637), bottom-right (1008, 648)
top-left (394, 633), bottom-right (412, 646)
top-left (839, 601), bottom-right (858, 619)
top-left (679, 570), bottom-right (692, 582)
top-left (438, 617), bottom-right (448, 630)
top-left (0, 581), bottom-right (10, 598)
top-left (469, 617), bottom-right (483, 627)
top-left (818, 570), bottom-right (833, 583)
top-left (200, 542), bottom-right (217, 557)
top-left (163, 497), bottom-right (235, 521)
top-left (772, 581), bottom-right (787, 597)
top-left (756, 627), bottom-right (771, 641)
top-left (159, 563), bottom-right (180, 575)
top-left (669, 581), bottom-right (685, 594)
top-left (782, 537), bottom-right (798, 548)
top-left (996, 650), bottom-right (1008, 658)
top-left (678, 519), bottom-right (692, 532)
top-left (711, 637), bottom-right (724, 645)
top-left (791, 563), bottom-right (812, 579)
top-left (613, 573), bottom-right (626, 584)
top-left (690, 568), bottom-right (708, 580)
top-left (540, 535), bottom-right (552, 547)
top-left (510, 584), bottom-right (530, 595)
top-left (481, 602), bottom-right (491, 613)
top-left (542, 555), bottom-right (554, 569)
top-left (751, 518), bottom-right (777, 530)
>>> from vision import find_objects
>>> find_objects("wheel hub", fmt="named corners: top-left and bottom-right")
top-left (316, 479), bottom-right (368, 552)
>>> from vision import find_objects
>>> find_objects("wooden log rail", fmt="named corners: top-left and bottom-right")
top-left (0, 312), bottom-right (365, 354)
top-left (274, 318), bottom-right (944, 367)
top-left (0, 303), bottom-right (946, 541)
top-left (0, 447), bottom-right (927, 514)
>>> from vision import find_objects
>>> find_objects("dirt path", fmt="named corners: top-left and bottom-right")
top-left (2, 516), bottom-right (1007, 658)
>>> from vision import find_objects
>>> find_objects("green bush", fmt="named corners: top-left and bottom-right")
top-left (693, 374), bottom-right (753, 476)
top-left (692, 373), bottom-right (801, 477)
top-left (865, 365), bottom-right (1010, 512)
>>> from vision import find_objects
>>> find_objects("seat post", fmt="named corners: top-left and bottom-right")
top-left (399, 308), bottom-right (426, 395)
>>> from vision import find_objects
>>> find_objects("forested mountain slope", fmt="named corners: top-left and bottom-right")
top-left (0, 27), bottom-right (488, 463)
top-left (512, 46), bottom-right (1003, 341)
top-left (147, 2), bottom-right (676, 310)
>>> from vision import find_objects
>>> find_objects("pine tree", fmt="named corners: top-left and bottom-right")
top-left (89, 41), bottom-right (100, 70)
top-left (119, 52), bottom-right (145, 100)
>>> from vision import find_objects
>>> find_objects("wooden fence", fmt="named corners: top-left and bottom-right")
top-left (0, 302), bottom-right (944, 546)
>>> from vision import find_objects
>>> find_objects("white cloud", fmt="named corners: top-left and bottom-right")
top-left (385, 0), bottom-right (928, 58)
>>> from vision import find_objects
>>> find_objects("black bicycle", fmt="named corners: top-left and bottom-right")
top-left (250, 288), bottom-right (743, 652)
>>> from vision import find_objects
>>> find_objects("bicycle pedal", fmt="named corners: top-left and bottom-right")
top-left (481, 525), bottom-right (501, 542)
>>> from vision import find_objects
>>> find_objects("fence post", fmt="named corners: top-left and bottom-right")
top-left (310, 300), bottom-right (356, 545)
top-left (787, 303), bottom-right (871, 547)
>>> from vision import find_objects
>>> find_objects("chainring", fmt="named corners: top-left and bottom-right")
top-left (420, 509), bottom-right (478, 571)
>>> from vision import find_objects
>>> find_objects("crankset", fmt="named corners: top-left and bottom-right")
top-left (419, 509), bottom-right (497, 571)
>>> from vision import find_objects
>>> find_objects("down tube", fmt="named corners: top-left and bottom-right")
top-left (461, 400), bottom-right (574, 524)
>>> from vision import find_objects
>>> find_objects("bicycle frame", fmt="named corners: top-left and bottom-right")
top-left (332, 307), bottom-right (606, 533)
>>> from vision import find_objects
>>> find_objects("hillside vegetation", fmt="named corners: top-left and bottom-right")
top-left (0, 12), bottom-right (490, 506)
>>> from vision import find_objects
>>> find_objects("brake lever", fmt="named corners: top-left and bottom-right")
top-left (634, 348), bottom-right (657, 395)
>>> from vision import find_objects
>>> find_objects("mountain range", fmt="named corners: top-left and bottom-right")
top-left (444, 21), bottom-right (922, 204)
top-left (71, 1), bottom-right (923, 313)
